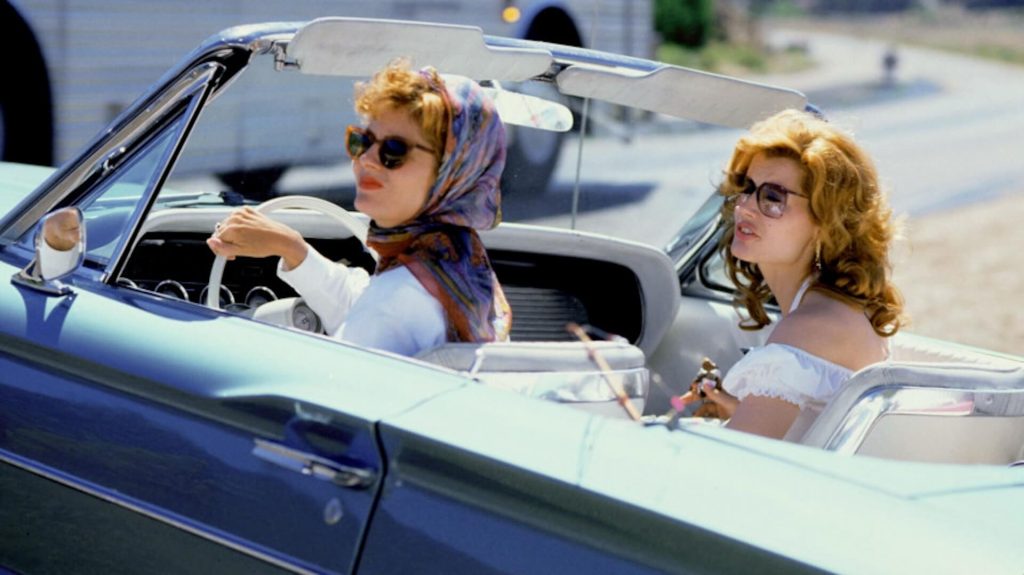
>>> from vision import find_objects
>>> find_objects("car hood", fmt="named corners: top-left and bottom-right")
top-left (0, 162), bottom-right (54, 218)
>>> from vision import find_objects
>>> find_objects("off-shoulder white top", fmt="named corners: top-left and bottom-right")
top-left (720, 276), bottom-right (870, 440)
top-left (721, 343), bottom-right (853, 411)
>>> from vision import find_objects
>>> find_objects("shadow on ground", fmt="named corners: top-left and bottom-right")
top-left (805, 78), bottom-right (942, 112)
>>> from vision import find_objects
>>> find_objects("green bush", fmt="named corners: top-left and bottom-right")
top-left (656, 41), bottom-right (813, 75)
top-left (657, 42), bottom-right (767, 73)
top-left (655, 0), bottom-right (714, 48)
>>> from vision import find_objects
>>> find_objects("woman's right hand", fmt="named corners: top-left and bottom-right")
top-left (206, 207), bottom-right (308, 270)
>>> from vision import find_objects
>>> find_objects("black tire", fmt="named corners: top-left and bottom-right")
top-left (217, 166), bottom-right (287, 201)
top-left (1, 2), bottom-right (54, 166)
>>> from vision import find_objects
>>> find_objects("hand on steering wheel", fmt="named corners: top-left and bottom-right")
top-left (205, 195), bottom-right (375, 310)
top-left (207, 207), bottom-right (308, 268)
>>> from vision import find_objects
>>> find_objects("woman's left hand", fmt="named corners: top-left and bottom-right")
top-left (699, 380), bottom-right (740, 419)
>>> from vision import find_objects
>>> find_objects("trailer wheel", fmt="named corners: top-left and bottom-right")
top-left (1, 2), bottom-right (54, 166)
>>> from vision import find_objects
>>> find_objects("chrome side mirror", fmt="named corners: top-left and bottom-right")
top-left (11, 207), bottom-right (86, 295)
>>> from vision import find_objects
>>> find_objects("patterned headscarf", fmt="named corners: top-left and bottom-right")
top-left (367, 70), bottom-right (511, 343)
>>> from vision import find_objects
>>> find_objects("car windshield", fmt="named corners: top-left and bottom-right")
top-left (14, 112), bottom-right (190, 265)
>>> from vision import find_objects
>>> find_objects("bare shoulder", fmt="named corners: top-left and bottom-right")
top-left (767, 289), bottom-right (887, 370)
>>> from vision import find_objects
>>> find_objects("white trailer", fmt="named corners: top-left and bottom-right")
top-left (3, 0), bottom-right (653, 194)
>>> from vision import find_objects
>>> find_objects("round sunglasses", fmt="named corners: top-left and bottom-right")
top-left (345, 125), bottom-right (435, 170)
top-left (735, 175), bottom-right (808, 219)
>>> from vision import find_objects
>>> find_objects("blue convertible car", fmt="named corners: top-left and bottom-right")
top-left (2, 18), bottom-right (1023, 574)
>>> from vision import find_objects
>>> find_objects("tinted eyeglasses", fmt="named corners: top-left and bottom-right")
top-left (345, 125), bottom-right (435, 170)
top-left (735, 175), bottom-right (808, 219)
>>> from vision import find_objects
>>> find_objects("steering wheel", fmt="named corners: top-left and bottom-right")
top-left (206, 195), bottom-right (375, 315)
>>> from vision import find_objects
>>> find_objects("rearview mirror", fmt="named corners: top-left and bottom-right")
top-left (37, 207), bottom-right (86, 281)
top-left (11, 207), bottom-right (86, 296)
top-left (482, 84), bottom-right (573, 132)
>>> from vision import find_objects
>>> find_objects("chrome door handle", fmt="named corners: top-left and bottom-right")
top-left (252, 438), bottom-right (375, 489)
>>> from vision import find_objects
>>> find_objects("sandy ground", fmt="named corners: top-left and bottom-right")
top-left (774, 9), bottom-right (1024, 65)
top-left (893, 191), bottom-right (1024, 356)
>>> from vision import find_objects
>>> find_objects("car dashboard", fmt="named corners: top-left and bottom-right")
top-left (123, 206), bottom-right (680, 351)
top-left (123, 231), bottom-right (370, 309)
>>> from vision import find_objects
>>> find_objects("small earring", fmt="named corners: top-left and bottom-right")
top-left (814, 242), bottom-right (822, 271)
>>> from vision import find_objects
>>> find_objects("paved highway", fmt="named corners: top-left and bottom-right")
top-left (508, 29), bottom-right (1024, 249)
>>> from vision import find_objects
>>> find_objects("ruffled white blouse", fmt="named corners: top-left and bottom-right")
top-left (719, 275), bottom-right (877, 440)
top-left (721, 343), bottom-right (852, 411)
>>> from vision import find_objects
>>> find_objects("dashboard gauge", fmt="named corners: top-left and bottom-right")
top-left (200, 285), bottom-right (235, 308)
top-left (292, 302), bottom-right (322, 333)
top-left (154, 280), bottom-right (190, 301)
top-left (116, 277), bottom-right (139, 289)
top-left (245, 286), bottom-right (278, 308)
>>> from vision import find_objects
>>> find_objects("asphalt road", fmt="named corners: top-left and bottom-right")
top-left (765, 29), bottom-right (1024, 217)
top-left (500, 29), bottom-right (1024, 249)
top-left (267, 28), bottom-right (1024, 253)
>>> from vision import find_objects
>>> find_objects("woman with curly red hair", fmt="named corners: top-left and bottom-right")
top-left (208, 60), bottom-right (510, 356)
top-left (700, 108), bottom-right (905, 440)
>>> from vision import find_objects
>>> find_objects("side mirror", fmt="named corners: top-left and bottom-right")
top-left (11, 207), bottom-right (86, 295)
top-left (38, 207), bottom-right (86, 280)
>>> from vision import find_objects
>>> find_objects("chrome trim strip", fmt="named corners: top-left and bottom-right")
top-left (475, 367), bottom-right (649, 403)
top-left (101, 66), bottom-right (219, 285)
top-left (11, 268), bottom-right (73, 296)
top-left (824, 386), bottom-right (1024, 455)
top-left (252, 438), bottom-right (376, 489)
top-left (0, 448), bottom-right (316, 574)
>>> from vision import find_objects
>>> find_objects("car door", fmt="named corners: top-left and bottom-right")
top-left (0, 125), bottom-right (464, 572)
top-left (0, 318), bottom-right (377, 574)
top-left (0, 263), bottom-right (467, 574)
top-left (0, 54), bottom-right (463, 572)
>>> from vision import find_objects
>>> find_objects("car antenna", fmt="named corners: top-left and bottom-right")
top-left (570, 2), bottom-right (602, 230)
top-left (569, 99), bottom-right (589, 231)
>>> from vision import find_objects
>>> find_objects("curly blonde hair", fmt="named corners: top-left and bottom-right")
top-left (719, 109), bottom-right (905, 336)
top-left (353, 59), bottom-right (448, 164)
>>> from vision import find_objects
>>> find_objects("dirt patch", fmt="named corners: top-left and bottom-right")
top-left (772, 8), bottom-right (1024, 66)
top-left (893, 192), bottom-right (1024, 356)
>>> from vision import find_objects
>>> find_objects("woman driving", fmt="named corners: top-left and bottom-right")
top-left (207, 60), bottom-right (511, 356)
